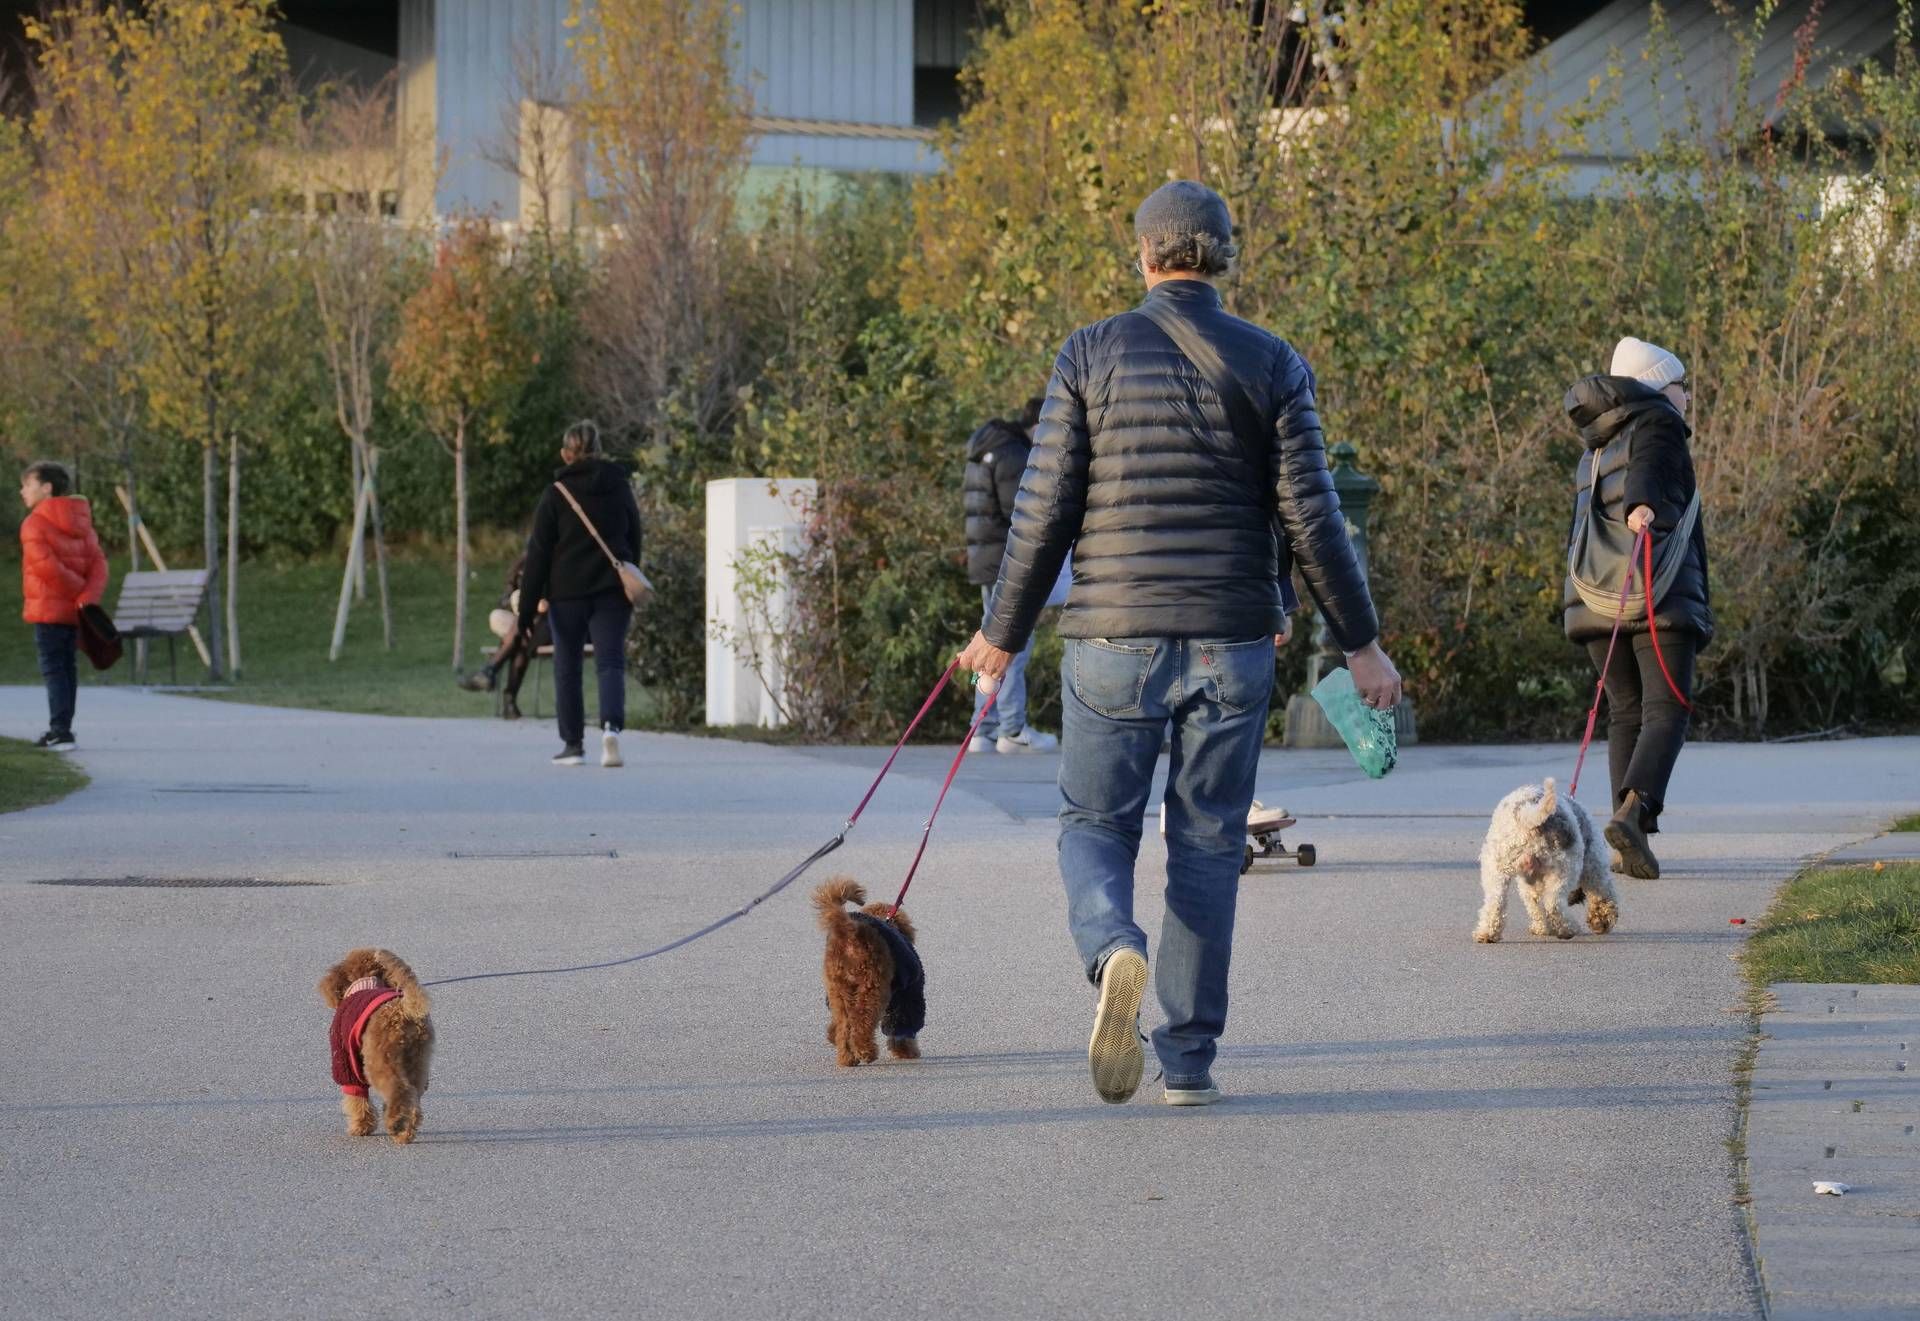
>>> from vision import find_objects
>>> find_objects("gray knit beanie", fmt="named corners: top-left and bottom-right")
top-left (1134, 180), bottom-right (1233, 244)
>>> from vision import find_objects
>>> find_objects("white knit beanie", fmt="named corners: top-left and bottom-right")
top-left (1609, 336), bottom-right (1686, 390)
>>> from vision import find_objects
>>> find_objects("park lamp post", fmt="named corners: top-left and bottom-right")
top-left (1284, 442), bottom-right (1418, 748)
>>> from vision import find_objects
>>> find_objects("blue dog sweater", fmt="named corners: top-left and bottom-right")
top-left (849, 911), bottom-right (926, 1039)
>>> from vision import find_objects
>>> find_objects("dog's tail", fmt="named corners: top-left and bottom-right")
top-left (369, 948), bottom-right (432, 1020)
top-left (1522, 778), bottom-right (1560, 831)
top-left (813, 877), bottom-right (866, 931)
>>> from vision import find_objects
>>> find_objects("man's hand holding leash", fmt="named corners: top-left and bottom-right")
top-left (956, 630), bottom-right (1013, 691)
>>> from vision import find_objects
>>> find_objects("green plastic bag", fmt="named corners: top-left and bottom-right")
top-left (1310, 667), bottom-right (1398, 779)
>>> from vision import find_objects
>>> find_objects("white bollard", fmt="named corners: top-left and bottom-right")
top-left (705, 478), bottom-right (817, 728)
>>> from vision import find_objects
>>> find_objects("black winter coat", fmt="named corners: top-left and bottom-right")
top-left (963, 420), bottom-right (1030, 585)
top-left (518, 458), bottom-right (642, 630)
top-left (982, 279), bottom-right (1377, 653)
top-left (1562, 376), bottom-right (1713, 645)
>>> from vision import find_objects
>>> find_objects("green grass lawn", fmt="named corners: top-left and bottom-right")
top-left (1744, 862), bottom-right (1920, 986)
top-left (1893, 813), bottom-right (1920, 832)
top-left (0, 734), bottom-right (89, 813)
top-left (0, 541), bottom-right (650, 722)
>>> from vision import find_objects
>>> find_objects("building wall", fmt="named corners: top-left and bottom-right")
top-left (421, 0), bottom-right (951, 216)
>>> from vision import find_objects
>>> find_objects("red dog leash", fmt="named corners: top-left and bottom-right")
top-left (427, 661), bottom-right (975, 987)
top-left (887, 674), bottom-right (998, 919)
top-left (1570, 527), bottom-right (1693, 799)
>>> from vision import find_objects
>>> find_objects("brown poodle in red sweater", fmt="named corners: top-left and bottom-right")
top-left (318, 948), bottom-right (435, 1144)
top-left (813, 878), bottom-right (926, 1067)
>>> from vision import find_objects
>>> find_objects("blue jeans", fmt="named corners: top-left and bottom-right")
top-left (35, 623), bottom-right (79, 737)
top-left (1059, 635), bottom-right (1275, 1086)
top-left (974, 586), bottom-right (1032, 738)
top-left (547, 591), bottom-right (632, 745)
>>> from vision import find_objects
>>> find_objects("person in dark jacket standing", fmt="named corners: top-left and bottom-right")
top-left (962, 398), bottom-right (1057, 754)
top-left (19, 461), bottom-right (109, 750)
top-left (1563, 337), bottom-right (1712, 881)
top-left (956, 181), bottom-right (1401, 1108)
top-left (517, 421), bottom-right (641, 767)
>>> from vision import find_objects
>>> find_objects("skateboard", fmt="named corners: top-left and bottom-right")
top-left (1159, 800), bottom-right (1317, 874)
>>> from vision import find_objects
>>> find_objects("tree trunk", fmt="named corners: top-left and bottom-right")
top-left (368, 446), bottom-right (394, 650)
top-left (123, 450), bottom-right (147, 678)
top-left (226, 435), bottom-right (242, 680)
top-left (329, 464), bottom-right (373, 662)
top-left (452, 422), bottom-right (469, 672)
top-left (349, 439), bottom-right (367, 601)
top-left (202, 430), bottom-right (225, 681)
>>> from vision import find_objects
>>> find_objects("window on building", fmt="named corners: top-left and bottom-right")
top-left (914, 0), bottom-right (978, 128)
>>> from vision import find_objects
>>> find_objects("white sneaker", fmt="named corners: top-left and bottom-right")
top-left (601, 730), bottom-right (623, 768)
top-left (967, 735), bottom-right (993, 755)
top-left (1163, 1082), bottom-right (1224, 1107)
top-left (1089, 948), bottom-right (1148, 1104)
top-left (995, 727), bottom-right (1059, 754)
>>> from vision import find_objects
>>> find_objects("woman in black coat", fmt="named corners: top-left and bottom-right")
top-left (1562, 337), bottom-right (1712, 880)
top-left (517, 420), bottom-right (642, 768)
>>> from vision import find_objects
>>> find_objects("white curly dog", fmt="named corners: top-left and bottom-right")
top-left (1473, 778), bottom-right (1621, 943)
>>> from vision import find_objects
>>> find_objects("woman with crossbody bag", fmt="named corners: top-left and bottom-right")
top-left (1562, 338), bottom-right (1714, 880)
top-left (516, 420), bottom-right (646, 767)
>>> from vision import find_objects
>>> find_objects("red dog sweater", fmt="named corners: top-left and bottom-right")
top-left (329, 976), bottom-right (401, 1097)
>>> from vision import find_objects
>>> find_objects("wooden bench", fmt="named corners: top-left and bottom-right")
top-left (113, 569), bottom-right (212, 684)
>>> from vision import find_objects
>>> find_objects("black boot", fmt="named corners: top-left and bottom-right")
top-left (457, 664), bottom-right (499, 693)
top-left (1605, 790), bottom-right (1660, 880)
top-left (501, 695), bottom-right (522, 721)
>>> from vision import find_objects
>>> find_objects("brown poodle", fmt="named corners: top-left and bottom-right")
top-left (318, 947), bottom-right (435, 1144)
top-left (813, 878), bottom-right (926, 1067)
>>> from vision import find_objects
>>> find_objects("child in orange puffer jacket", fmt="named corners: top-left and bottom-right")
top-left (19, 461), bottom-right (108, 750)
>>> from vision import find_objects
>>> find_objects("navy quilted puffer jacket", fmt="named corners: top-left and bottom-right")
top-left (982, 279), bottom-right (1378, 654)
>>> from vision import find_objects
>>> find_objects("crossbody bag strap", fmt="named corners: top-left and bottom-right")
top-left (552, 480), bottom-right (621, 571)
top-left (1133, 299), bottom-right (1269, 483)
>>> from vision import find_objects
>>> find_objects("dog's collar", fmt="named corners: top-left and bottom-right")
top-left (343, 975), bottom-right (387, 998)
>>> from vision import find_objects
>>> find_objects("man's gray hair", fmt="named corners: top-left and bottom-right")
top-left (1140, 229), bottom-right (1239, 278)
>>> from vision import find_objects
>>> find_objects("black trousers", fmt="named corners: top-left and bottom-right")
top-left (548, 590), bottom-right (632, 745)
top-left (1585, 630), bottom-right (1697, 832)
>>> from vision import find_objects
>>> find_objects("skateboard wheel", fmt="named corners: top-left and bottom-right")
top-left (1296, 844), bottom-right (1317, 867)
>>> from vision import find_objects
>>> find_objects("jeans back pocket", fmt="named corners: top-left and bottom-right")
top-left (1071, 638), bottom-right (1157, 717)
top-left (1196, 637), bottom-right (1276, 715)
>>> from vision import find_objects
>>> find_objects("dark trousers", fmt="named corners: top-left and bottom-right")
top-left (500, 618), bottom-right (550, 701)
top-left (548, 591), bottom-right (632, 744)
top-left (1586, 630), bottom-right (1697, 831)
top-left (35, 623), bottom-right (78, 736)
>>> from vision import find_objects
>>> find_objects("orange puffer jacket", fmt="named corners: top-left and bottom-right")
top-left (20, 496), bottom-right (109, 626)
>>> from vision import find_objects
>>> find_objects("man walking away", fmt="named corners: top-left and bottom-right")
top-left (957, 181), bottom-right (1402, 1107)
top-left (963, 398), bottom-right (1057, 754)
top-left (19, 461), bottom-right (109, 750)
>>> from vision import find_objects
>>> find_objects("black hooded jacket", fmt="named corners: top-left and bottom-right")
top-left (518, 458), bottom-right (642, 630)
top-left (963, 419), bottom-right (1030, 586)
top-left (981, 279), bottom-right (1377, 653)
top-left (1561, 375), bottom-right (1713, 645)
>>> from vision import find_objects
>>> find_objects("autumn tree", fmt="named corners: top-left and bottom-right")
top-left (389, 218), bottom-right (534, 672)
top-left (28, 0), bottom-right (299, 680)
top-left (301, 73), bottom-right (431, 659)
top-left (14, 10), bottom-right (154, 567)
top-left (569, 0), bottom-right (753, 457)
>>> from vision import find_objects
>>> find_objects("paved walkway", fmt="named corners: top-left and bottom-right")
top-left (2, 687), bottom-right (1916, 1320)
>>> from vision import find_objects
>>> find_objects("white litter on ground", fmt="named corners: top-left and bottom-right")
top-left (1812, 1181), bottom-right (1851, 1196)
